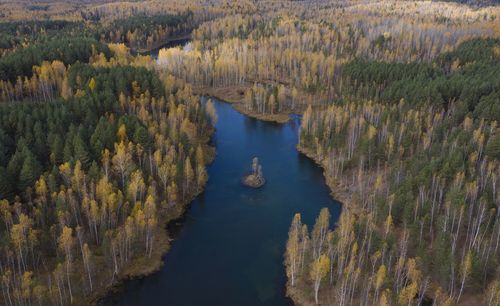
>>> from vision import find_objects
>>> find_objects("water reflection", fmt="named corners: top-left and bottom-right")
top-left (104, 99), bottom-right (340, 306)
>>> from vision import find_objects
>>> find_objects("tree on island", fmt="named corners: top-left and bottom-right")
top-left (252, 157), bottom-right (263, 179)
top-left (243, 157), bottom-right (265, 188)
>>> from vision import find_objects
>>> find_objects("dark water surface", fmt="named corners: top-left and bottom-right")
top-left (145, 37), bottom-right (191, 59)
top-left (105, 99), bottom-right (341, 306)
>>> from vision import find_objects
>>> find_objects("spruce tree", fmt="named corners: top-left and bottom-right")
top-left (19, 153), bottom-right (42, 192)
top-left (73, 137), bottom-right (91, 169)
top-left (0, 166), bottom-right (13, 200)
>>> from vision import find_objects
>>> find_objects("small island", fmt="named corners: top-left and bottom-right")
top-left (242, 157), bottom-right (265, 188)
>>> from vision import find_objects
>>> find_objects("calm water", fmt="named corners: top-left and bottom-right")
top-left (105, 99), bottom-right (341, 306)
top-left (146, 38), bottom-right (191, 59)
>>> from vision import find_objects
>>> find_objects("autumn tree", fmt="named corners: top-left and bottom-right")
top-left (310, 254), bottom-right (330, 305)
top-left (58, 226), bottom-right (74, 304)
top-left (286, 213), bottom-right (302, 287)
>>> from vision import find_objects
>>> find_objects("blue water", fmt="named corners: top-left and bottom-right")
top-left (105, 98), bottom-right (341, 306)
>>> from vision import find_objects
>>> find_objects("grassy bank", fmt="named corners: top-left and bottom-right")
top-left (194, 86), bottom-right (291, 124)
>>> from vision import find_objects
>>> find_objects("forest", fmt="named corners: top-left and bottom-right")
top-left (0, 3), bottom-right (217, 305)
top-left (0, 0), bottom-right (498, 305)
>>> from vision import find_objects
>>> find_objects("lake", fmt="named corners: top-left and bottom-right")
top-left (104, 98), bottom-right (341, 306)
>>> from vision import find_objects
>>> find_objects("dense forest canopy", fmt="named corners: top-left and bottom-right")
top-left (0, 0), bottom-right (498, 305)
top-left (0, 37), bottom-right (112, 82)
top-left (0, 3), bottom-right (217, 306)
top-left (342, 38), bottom-right (500, 121)
top-left (96, 12), bottom-right (194, 49)
top-left (0, 20), bottom-right (82, 50)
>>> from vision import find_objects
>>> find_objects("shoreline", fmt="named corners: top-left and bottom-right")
top-left (296, 145), bottom-right (352, 206)
top-left (93, 89), bottom-right (292, 305)
top-left (93, 96), bottom-right (342, 306)
top-left (90, 140), bottom-right (216, 306)
top-left (205, 94), bottom-right (349, 305)
top-left (287, 144), bottom-right (384, 305)
top-left (194, 86), bottom-right (291, 124)
top-left (130, 33), bottom-right (192, 55)
top-left (285, 145), bottom-right (349, 306)
top-left (290, 145), bottom-right (486, 306)
top-left (288, 142), bottom-right (487, 306)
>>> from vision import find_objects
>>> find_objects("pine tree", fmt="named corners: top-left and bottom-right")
top-left (73, 137), bottom-right (91, 169)
top-left (6, 150), bottom-right (24, 186)
top-left (133, 126), bottom-right (152, 152)
top-left (0, 167), bottom-right (13, 200)
top-left (19, 154), bottom-right (42, 192)
top-left (50, 135), bottom-right (64, 165)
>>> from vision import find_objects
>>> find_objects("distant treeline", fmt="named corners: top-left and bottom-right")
top-left (0, 37), bottom-right (111, 82)
top-left (0, 20), bottom-right (84, 50)
top-left (0, 64), bottom-right (162, 197)
top-left (342, 38), bottom-right (500, 121)
top-left (0, 13), bottom-right (194, 78)
top-left (96, 12), bottom-right (194, 49)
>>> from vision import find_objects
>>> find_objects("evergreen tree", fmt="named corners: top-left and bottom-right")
top-left (485, 134), bottom-right (500, 159)
top-left (0, 166), bottom-right (13, 200)
top-left (19, 153), bottom-right (42, 192)
top-left (73, 136), bottom-right (91, 169)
